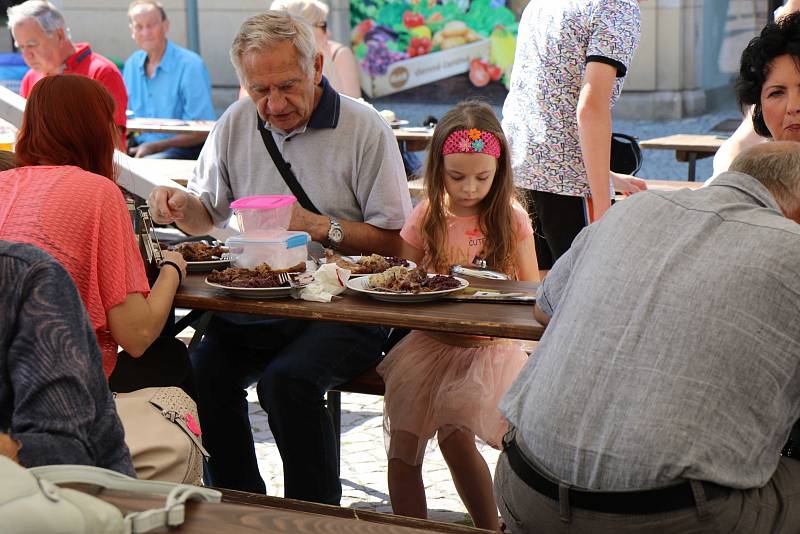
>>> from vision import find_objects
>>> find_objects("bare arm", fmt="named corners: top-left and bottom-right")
top-left (130, 132), bottom-right (208, 158)
top-left (331, 45), bottom-right (362, 99)
top-left (106, 250), bottom-right (186, 357)
top-left (577, 62), bottom-right (619, 221)
top-left (290, 204), bottom-right (406, 256)
top-left (712, 107), bottom-right (767, 176)
top-left (148, 186), bottom-right (215, 236)
top-left (399, 239), bottom-right (424, 265)
top-left (514, 235), bottom-right (540, 282)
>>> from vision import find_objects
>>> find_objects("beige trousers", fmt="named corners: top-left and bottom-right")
top-left (494, 452), bottom-right (800, 533)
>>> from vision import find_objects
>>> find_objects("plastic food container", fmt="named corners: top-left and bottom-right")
top-left (230, 195), bottom-right (296, 233)
top-left (226, 231), bottom-right (310, 270)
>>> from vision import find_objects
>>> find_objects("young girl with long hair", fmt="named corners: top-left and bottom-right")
top-left (377, 100), bottom-right (539, 530)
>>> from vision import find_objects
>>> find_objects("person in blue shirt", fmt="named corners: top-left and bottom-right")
top-left (123, 0), bottom-right (215, 159)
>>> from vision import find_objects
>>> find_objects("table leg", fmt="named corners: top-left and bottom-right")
top-left (688, 152), bottom-right (697, 182)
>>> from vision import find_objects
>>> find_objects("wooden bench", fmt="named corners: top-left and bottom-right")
top-left (87, 486), bottom-right (491, 533)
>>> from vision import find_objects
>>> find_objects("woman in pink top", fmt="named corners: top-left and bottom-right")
top-left (0, 74), bottom-right (186, 378)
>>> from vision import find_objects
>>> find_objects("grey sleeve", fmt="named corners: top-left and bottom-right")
top-left (9, 259), bottom-right (134, 475)
top-left (187, 119), bottom-right (234, 228)
top-left (354, 122), bottom-right (412, 229)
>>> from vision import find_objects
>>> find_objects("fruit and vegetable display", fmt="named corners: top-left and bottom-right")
top-left (351, 0), bottom-right (519, 88)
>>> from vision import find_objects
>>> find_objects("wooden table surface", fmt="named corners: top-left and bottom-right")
top-left (639, 134), bottom-right (725, 154)
top-left (173, 274), bottom-right (544, 341)
top-left (394, 127), bottom-right (433, 151)
top-left (127, 118), bottom-right (215, 135)
top-left (89, 487), bottom-right (489, 534)
top-left (408, 178), bottom-right (704, 201)
top-left (639, 134), bottom-right (727, 181)
top-left (120, 157), bottom-right (196, 187)
top-left (128, 117), bottom-right (432, 152)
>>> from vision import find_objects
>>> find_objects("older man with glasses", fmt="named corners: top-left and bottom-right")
top-left (8, 0), bottom-right (128, 148)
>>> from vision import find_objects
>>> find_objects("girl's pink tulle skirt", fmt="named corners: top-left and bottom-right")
top-left (376, 330), bottom-right (528, 466)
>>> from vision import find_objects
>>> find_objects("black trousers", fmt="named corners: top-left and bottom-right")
top-left (108, 336), bottom-right (197, 401)
top-left (524, 189), bottom-right (589, 270)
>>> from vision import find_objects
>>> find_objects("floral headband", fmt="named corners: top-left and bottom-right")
top-left (442, 128), bottom-right (501, 158)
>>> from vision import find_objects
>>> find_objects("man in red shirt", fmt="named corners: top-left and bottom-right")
top-left (8, 1), bottom-right (128, 148)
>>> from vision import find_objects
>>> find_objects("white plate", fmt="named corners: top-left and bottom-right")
top-left (204, 279), bottom-right (294, 299)
top-left (336, 256), bottom-right (416, 277)
top-left (390, 119), bottom-right (410, 129)
top-left (186, 259), bottom-right (230, 273)
top-left (346, 275), bottom-right (468, 303)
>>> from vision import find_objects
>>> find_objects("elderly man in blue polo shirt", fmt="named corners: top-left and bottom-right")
top-left (147, 11), bottom-right (411, 504)
top-left (123, 0), bottom-right (214, 159)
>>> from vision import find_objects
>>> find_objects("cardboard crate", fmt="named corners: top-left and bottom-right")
top-left (360, 39), bottom-right (490, 98)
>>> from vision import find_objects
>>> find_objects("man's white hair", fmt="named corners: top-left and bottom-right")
top-left (230, 10), bottom-right (318, 82)
top-left (7, 0), bottom-right (67, 36)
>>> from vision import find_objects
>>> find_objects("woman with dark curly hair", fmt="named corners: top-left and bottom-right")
top-left (713, 6), bottom-right (800, 174)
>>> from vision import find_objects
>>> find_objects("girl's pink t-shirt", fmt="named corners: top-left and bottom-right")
top-left (400, 199), bottom-right (533, 274)
top-left (0, 166), bottom-right (150, 377)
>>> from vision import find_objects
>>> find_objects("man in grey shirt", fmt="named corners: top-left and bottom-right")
top-left (148, 12), bottom-right (411, 504)
top-left (496, 141), bottom-right (800, 533)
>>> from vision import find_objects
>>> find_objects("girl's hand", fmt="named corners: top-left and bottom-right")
top-left (160, 250), bottom-right (187, 281)
top-left (612, 172), bottom-right (648, 196)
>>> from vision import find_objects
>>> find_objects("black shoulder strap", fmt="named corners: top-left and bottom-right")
top-left (257, 115), bottom-right (321, 215)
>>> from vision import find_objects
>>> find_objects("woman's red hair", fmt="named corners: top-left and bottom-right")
top-left (16, 74), bottom-right (118, 181)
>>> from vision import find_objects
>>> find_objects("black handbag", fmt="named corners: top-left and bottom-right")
top-left (610, 132), bottom-right (643, 176)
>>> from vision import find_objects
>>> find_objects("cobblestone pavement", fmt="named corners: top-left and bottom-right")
top-left (247, 388), bottom-right (497, 526)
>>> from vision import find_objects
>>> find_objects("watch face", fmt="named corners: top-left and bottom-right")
top-left (330, 226), bottom-right (344, 243)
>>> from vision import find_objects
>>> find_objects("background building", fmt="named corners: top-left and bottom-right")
top-left (0, 0), bottom-right (775, 118)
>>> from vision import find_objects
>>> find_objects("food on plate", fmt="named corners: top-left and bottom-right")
top-left (328, 252), bottom-right (409, 274)
top-left (168, 242), bottom-right (228, 262)
top-left (207, 262), bottom-right (306, 288)
top-left (368, 266), bottom-right (462, 293)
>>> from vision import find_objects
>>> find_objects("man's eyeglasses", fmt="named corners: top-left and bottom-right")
top-left (316, 21), bottom-right (328, 32)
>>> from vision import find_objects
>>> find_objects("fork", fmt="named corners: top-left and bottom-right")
top-left (277, 272), bottom-right (309, 289)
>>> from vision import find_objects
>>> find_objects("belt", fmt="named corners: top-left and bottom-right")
top-left (503, 433), bottom-right (731, 515)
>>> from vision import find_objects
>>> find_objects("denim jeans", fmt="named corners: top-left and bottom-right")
top-left (191, 314), bottom-right (387, 505)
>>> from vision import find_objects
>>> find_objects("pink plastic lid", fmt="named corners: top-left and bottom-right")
top-left (230, 195), bottom-right (296, 210)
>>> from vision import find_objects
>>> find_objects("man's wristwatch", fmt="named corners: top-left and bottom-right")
top-left (327, 218), bottom-right (344, 248)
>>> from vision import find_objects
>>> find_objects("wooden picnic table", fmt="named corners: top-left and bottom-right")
top-left (128, 117), bottom-right (433, 152)
top-left (408, 178), bottom-right (704, 202)
top-left (120, 157), bottom-right (196, 187)
top-left (86, 486), bottom-right (490, 533)
top-left (127, 118), bottom-right (215, 136)
top-left (394, 126), bottom-right (433, 152)
top-left (639, 134), bottom-right (726, 182)
top-left (173, 273), bottom-right (544, 341)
